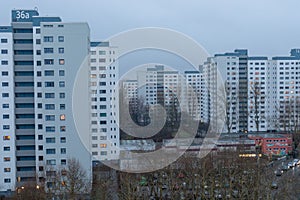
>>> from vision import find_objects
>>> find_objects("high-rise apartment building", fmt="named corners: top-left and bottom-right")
top-left (203, 49), bottom-right (300, 133)
top-left (0, 9), bottom-right (91, 191)
top-left (90, 42), bottom-right (120, 161)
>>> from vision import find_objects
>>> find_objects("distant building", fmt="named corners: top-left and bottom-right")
top-left (248, 133), bottom-right (293, 156)
top-left (203, 49), bottom-right (300, 133)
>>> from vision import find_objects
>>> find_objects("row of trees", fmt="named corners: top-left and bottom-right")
top-left (7, 148), bottom-right (300, 200)
top-left (115, 150), bottom-right (299, 200)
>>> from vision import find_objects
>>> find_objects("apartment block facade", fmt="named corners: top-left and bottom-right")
top-left (203, 49), bottom-right (300, 133)
top-left (90, 42), bottom-right (120, 161)
top-left (0, 9), bottom-right (91, 192)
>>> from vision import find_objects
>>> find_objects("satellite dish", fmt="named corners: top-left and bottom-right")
top-left (34, 7), bottom-right (38, 11)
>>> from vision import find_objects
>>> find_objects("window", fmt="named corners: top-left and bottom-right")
top-left (3, 157), bottom-right (10, 162)
top-left (60, 104), bottom-right (65, 110)
top-left (92, 136), bottom-right (97, 140)
top-left (36, 28), bottom-right (40, 34)
top-left (100, 121), bottom-right (107, 125)
top-left (58, 48), bottom-right (64, 54)
top-left (45, 115), bottom-right (55, 121)
top-left (99, 105), bottom-right (106, 109)
top-left (44, 36), bottom-right (53, 42)
top-left (46, 160), bottom-right (56, 165)
top-left (44, 48), bottom-right (54, 54)
top-left (46, 138), bottom-right (55, 143)
top-left (59, 81), bottom-right (65, 87)
top-left (1, 38), bottom-right (8, 43)
top-left (2, 82), bottom-right (8, 87)
top-left (45, 126), bottom-right (55, 132)
top-left (2, 93), bottom-right (9, 98)
top-left (99, 97), bottom-right (106, 101)
top-left (100, 90), bottom-right (106, 94)
top-left (4, 179), bottom-right (11, 183)
top-left (1, 49), bottom-right (8, 54)
top-left (3, 114), bottom-right (9, 119)
top-left (61, 159), bottom-right (67, 165)
top-left (60, 126), bottom-right (66, 132)
top-left (44, 70), bottom-right (54, 76)
top-left (60, 137), bottom-right (66, 143)
top-left (45, 104), bottom-right (55, 110)
top-left (99, 82), bottom-right (106, 86)
top-left (36, 39), bottom-right (41, 44)
top-left (100, 144), bottom-right (107, 148)
top-left (61, 148), bottom-right (66, 154)
top-left (60, 114), bottom-right (66, 121)
top-left (4, 147), bottom-right (10, 151)
top-left (1, 60), bottom-right (8, 65)
top-left (59, 93), bottom-right (65, 99)
top-left (36, 50), bottom-right (41, 55)
top-left (2, 104), bottom-right (9, 108)
top-left (58, 36), bottom-right (64, 42)
top-left (59, 59), bottom-right (65, 65)
top-left (99, 50), bottom-right (106, 55)
top-left (3, 125), bottom-right (10, 130)
top-left (59, 70), bottom-right (65, 76)
top-left (3, 136), bottom-right (10, 140)
top-left (37, 61), bottom-right (41, 66)
top-left (99, 58), bottom-right (106, 62)
top-left (45, 82), bottom-right (54, 87)
top-left (2, 71), bottom-right (8, 76)
top-left (46, 149), bottom-right (56, 154)
top-left (45, 93), bottom-right (55, 98)
top-left (100, 113), bottom-right (107, 117)
top-left (44, 59), bottom-right (54, 65)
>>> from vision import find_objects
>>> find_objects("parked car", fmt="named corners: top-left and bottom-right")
top-left (271, 182), bottom-right (278, 189)
top-left (293, 159), bottom-right (300, 166)
top-left (281, 165), bottom-right (289, 171)
top-left (288, 162), bottom-right (294, 168)
top-left (275, 169), bottom-right (283, 176)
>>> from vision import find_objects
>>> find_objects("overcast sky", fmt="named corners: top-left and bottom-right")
top-left (1, 0), bottom-right (300, 57)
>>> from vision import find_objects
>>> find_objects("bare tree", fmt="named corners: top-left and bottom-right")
top-left (249, 81), bottom-right (264, 132)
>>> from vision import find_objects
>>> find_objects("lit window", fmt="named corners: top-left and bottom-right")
top-left (60, 114), bottom-right (66, 121)
top-left (100, 144), bottom-right (107, 148)
top-left (59, 59), bottom-right (65, 65)
top-left (3, 136), bottom-right (10, 140)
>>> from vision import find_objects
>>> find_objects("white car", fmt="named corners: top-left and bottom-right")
top-left (288, 162), bottom-right (294, 168)
top-left (293, 159), bottom-right (300, 166)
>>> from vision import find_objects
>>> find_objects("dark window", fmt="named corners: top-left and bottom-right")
top-left (44, 36), bottom-right (53, 42)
